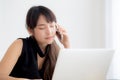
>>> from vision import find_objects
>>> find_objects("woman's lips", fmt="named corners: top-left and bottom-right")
top-left (45, 36), bottom-right (54, 40)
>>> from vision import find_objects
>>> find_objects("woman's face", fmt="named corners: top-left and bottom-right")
top-left (32, 15), bottom-right (56, 45)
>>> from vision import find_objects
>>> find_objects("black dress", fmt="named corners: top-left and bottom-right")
top-left (9, 36), bottom-right (50, 79)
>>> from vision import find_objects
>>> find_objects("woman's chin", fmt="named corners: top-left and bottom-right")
top-left (46, 40), bottom-right (54, 44)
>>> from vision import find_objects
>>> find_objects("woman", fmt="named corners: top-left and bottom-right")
top-left (0, 6), bottom-right (70, 80)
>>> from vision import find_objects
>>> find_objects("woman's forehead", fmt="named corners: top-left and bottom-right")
top-left (38, 15), bottom-right (55, 24)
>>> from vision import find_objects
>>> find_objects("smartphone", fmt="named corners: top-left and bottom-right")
top-left (56, 25), bottom-right (62, 41)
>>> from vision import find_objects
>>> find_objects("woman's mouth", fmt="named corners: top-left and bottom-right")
top-left (45, 36), bottom-right (54, 40)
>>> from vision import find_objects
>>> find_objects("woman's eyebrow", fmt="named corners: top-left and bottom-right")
top-left (37, 24), bottom-right (46, 26)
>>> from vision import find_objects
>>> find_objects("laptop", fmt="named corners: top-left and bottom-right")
top-left (52, 49), bottom-right (114, 80)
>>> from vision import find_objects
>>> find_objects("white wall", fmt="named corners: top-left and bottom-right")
top-left (0, 0), bottom-right (106, 60)
top-left (104, 0), bottom-right (120, 79)
top-left (110, 0), bottom-right (120, 79)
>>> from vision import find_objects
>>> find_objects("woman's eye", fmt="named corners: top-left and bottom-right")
top-left (39, 27), bottom-right (45, 30)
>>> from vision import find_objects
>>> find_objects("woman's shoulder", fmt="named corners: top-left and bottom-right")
top-left (2, 38), bottom-right (24, 59)
top-left (8, 39), bottom-right (23, 56)
top-left (14, 38), bottom-right (23, 44)
top-left (16, 37), bottom-right (29, 45)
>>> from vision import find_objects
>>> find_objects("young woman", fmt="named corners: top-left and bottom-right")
top-left (0, 6), bottom-right (70, 80)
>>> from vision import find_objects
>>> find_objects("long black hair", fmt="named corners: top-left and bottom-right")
top-left (26, 6), bottom-right (60, 80)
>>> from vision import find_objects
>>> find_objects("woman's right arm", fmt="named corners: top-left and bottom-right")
top-left (0, 39), bottom-right (29, 80)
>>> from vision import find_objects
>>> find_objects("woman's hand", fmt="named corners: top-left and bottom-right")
top-left (56, 24), bottom-right (70, 48)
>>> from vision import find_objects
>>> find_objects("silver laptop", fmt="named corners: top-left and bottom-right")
top-left (52, 49), bottom-right (114, 80)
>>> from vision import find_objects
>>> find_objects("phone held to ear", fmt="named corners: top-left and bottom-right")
top-left (56, 30), bottom-right (62, 41)
top-left (56, 25), bottom-right (63, 41)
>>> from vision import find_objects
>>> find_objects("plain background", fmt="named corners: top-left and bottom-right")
top-left (1, 0), bottom-right (120, 79)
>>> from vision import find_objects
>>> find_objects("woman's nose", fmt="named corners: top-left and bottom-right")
top-left (46, 26), bottom-right (52, 35)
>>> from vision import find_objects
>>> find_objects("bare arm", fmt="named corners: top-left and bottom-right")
top-left (0, 39), bottom-right (29, 80)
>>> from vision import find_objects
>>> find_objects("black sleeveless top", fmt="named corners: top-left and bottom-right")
top-left (9, 36), bottom-right (50, 79)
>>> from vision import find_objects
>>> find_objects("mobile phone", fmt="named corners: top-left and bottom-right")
top-left (56, 30), bottom-right (62, 41)
top-left (56, 25), bottom-right (62, 41)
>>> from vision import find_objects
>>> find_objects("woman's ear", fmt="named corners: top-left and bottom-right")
top-left (27, 27), bottom-right (33, 36)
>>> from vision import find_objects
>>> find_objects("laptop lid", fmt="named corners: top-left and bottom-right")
top-left (52, 49), bottom-right (114, 80)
